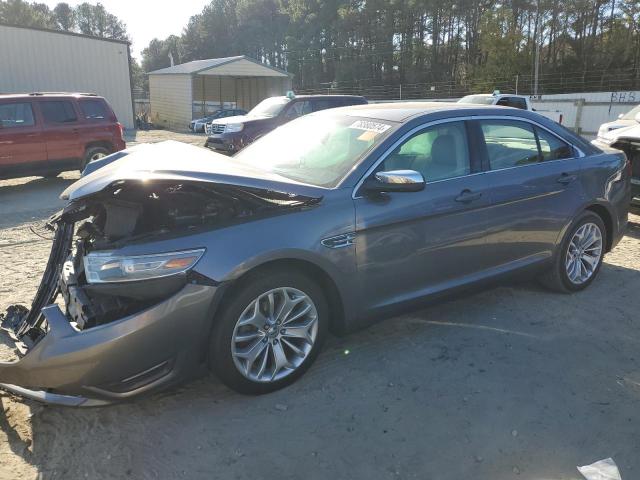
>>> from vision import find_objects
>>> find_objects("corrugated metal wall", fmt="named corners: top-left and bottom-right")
top-left (149, 74), bottom-right (193, 131)
top-left (0, 25), bottom-right (134, 128)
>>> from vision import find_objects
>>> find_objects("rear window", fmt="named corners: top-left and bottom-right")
top-left (40, 101), bottom-right (77, 123)
top-left (0, 102), bottom-right (35, 128)
top-left (79, 99), bottom-right (109, 120)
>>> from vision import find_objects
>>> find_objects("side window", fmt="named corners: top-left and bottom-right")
top-left (0, 102), bottom-right (35, 128)
top-left (536, 127), bottom-right (574, 161)
top-left (312, 99), bottom-right (335, 112)
top-left (40, 101), bottom-right (77, 123)
top-left (382, 121), bottom-right (470, 182)
top-left (496, 97), bottom-right (527, 109)
top-left (284, 100), bottom-right (312, 120)
top-left (480, 120), bottom-right (539, 170)
top-left (79, 99), bottom-right (108, 120)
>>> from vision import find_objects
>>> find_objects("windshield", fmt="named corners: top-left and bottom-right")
top-left (621, 104), bottom-right (640, 120)
top-left (458, 95), bottom-right (495, 105)
top-left (248, 97), bottom-right (290, 117)
top-left (234, 114), bottom-right (394, 187)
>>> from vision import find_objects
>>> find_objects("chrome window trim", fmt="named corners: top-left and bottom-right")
top-left (351, 114), bottom-right (584, 199)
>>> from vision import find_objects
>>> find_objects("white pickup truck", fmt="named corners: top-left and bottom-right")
top-left (457, 93), bottom-right (564, 124)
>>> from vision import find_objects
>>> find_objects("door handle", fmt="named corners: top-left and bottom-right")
top-left (557, 173), bottom-right (577, 185)
top-left (455, 189), bottom-right (482, 203)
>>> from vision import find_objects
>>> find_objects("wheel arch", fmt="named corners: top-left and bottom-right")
top-left (218, 258), bottom-right (348, 335)
top-left (584, 203), bottom-right (614, 252)
top-left (84, 141), bottom-right (114, 154)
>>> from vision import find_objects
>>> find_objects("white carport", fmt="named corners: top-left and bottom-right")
top-left (148, 56), bottom-right (292, 131)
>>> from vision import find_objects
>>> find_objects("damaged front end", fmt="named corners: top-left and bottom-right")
top-left (611, 139), bottom-right (640, 200)
top-left (0, 152), bottom-right (321, 405)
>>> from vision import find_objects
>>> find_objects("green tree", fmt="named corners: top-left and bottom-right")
top-left (53, 2), bottom-right (74, 31)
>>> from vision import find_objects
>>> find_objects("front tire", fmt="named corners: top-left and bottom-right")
top-left (539, 211), bottom-right (606, 293)
top-left (210, 270), bottom-right (328, 394)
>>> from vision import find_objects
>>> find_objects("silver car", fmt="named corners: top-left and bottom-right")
top-left (0, 103), bottom-right (631, 406)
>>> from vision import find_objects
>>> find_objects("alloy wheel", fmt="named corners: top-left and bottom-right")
top-left (90, 152), bottom-right (107, 161)
top-left (231, 287), bottom-right (318, 383)
top-left (565, 222), bottom-right (603, 285)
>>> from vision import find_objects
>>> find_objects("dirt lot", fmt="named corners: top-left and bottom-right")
top-left (1, 131), bottom-right (639, 480)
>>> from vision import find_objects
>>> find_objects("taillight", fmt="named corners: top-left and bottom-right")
top-left (559, 114), bottom-right (563, 125)
top-left (117, 122), bottom-right (124, 139)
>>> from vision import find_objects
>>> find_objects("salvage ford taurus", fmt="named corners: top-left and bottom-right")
top-left (0, 103), bottom-right (631, 406)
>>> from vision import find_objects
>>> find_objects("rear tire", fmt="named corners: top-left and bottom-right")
top-left (209, 270), bottom-right (328, 395)
top-left (81, 146), bottom-right (111, 172)
top-left (538, 211), bottom-right (606, 293)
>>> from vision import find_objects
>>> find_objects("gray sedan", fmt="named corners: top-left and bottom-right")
top-left (0, 103), bottom-right (631, 405)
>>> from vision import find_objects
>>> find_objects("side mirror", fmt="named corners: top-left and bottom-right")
top-left (363, 170), bottom-right (425, 193)
top-left (618, 113), bottom-right (624, 119)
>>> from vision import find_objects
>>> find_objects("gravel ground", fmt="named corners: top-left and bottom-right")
top-left (1, 131), bottom-right (639, 480)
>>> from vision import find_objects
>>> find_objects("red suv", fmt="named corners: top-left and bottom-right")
top-left (0, 93), bottom-right (126, 179)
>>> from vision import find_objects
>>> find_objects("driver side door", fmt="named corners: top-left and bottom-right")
top-left (353, 120), bottom-right (492, 317)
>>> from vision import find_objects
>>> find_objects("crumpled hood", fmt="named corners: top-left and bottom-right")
top-left (61, 140), bottom-right (324, 202)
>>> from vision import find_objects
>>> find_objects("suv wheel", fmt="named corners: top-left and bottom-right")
top-left (81, 146), bottom-right (111, 172)
top-left (210, 270), bottom-right (328, 394)
top-left (539, 211), bottom-right (606, 293)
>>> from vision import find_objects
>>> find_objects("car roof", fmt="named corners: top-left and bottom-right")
top-left (275, 95), bottom-right (366, 100)
top-left (0, 92), bottom-right (103, 100)
top-left (334, 101), bottom-right (517, 122)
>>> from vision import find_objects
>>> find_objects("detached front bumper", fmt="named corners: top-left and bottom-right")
top-left (0, 283), bottom-right (217, 406)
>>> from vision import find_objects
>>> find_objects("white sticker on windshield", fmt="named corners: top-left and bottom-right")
top-left (349, 120), bottom-right (391, 134)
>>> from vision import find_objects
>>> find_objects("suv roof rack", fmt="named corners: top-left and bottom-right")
top-left (28, 92), bottom-right (98, 97)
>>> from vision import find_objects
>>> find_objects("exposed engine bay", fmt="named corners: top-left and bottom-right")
top-left (1, 179), bottom-right (320, 349)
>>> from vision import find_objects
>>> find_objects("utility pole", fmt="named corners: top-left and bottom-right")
top-left (533, 0), bottom-right (541, 97)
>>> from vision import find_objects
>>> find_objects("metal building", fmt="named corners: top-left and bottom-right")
top-left (0, 23), bottom-right (135, 128)
top-left (148, 56), bottom-right (292, 131)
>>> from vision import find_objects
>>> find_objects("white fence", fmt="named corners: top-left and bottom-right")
top-left (531, 91), bottom-right (639, 138)
top-left (135, 90), bottom-right (639, 138)
top-left (372, 90), bottom-right (640, 139)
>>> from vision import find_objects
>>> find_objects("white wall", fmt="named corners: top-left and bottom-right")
top-left (371, 91), bottom-right (640, 139)
top-left (149, 74), bottom-right (193, 131)
top-left (0, 25), bottom-right (134, 128)
top-left (530, 91), bottom-right (640, 138)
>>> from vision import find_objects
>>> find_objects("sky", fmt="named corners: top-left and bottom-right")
top-left (42, 0), bottom-right (210, 60)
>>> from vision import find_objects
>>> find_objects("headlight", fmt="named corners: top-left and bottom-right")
top-left (84, 249), bottom-right (205, 284)
top-left (225, 123), bottom-right (244, 133)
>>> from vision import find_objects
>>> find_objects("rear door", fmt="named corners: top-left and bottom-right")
top-left (354, 120), bottom-right (492, 314)
top-left (0, 101), bottom-right (46, 175)
top-left (475, 118), bottom-right (583, 268)
top-left (38, 99), bottom-right (83, 164)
